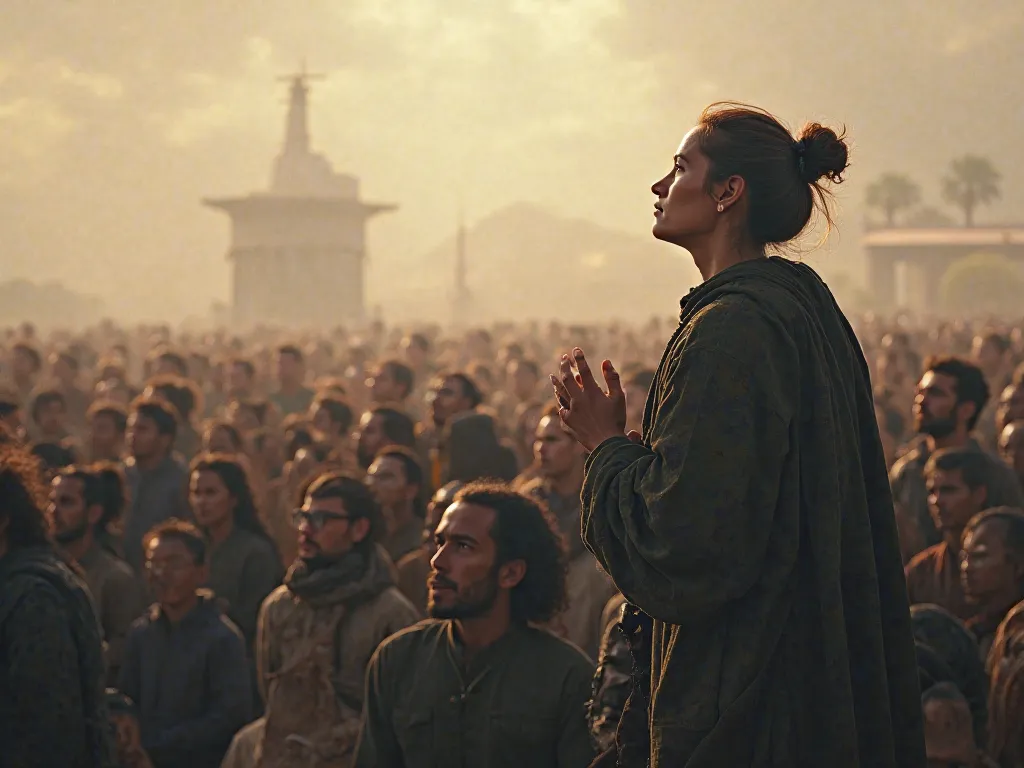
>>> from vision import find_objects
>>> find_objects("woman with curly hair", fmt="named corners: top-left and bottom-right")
top-left (353, 481), bottom-right (595, 768)
top-left (0, 442), bottom-right (116, 766)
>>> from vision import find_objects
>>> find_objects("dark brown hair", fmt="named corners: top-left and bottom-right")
top-left (695, 102), bottom-right (849, 248)
top-left (87, 401), bottom-right (128, 434)
top-left (453, 481), bottom-right (567, 624)
top-left (147, 375), bottom-right (203, 423)
top-left (367, 406), bottom-right (417, 449)
top-left (30, 389), bottom-right (66, 425)
top-left (143, 518), bottom-right (206, 566)
top-left (277, 343), bottom-right (304, 363)
top-left (963, 507), bottom-right (1024, 565)
top-left (374, 445), bottom-right (427, 519)
top-left (924, 447), bottom-right (992, 491)
top-left (439, 371), bottom-right (483, 409)
top-left (313, 396), bottom-right (354, 433)
top-left (131, 397), bottom-right (179, 440)
top-left (377, 359), bottom-right (415, 399)
top-left (0, 443), bottom-right (50, 549)
top-left (59, 462), bottom-right (127, 534)
top-left (153, 350), bottom-right (189, 377)
top-left (924, 355), bottom-right (990, 431)
top-left (190, 453), bottom-right (276, 549)
top-left (305, 470), bottom-right (381, 550)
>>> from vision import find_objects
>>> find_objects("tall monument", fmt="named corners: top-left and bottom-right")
top-left (451, 209), bottom-right (472, 327)
top-left (203, 69), bottom-right (395, 328)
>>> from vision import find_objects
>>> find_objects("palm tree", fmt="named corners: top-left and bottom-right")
top-left (942, 155), bottom-right (1001, 227)
top-left (866, 174), bottom-right (921, 227)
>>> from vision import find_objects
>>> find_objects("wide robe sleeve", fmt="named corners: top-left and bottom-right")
top-left (582, 330), bottom-right (791, 627)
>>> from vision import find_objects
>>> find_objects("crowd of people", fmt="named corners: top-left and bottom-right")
top-left (1, 311), bottom-right (1024, 766)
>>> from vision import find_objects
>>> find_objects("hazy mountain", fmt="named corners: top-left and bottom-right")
top-left (0, 280), bottom-right (105, 330)
top-left (371, 202), bottom-right (702, 323)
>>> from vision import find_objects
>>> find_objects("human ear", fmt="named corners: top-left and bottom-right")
top-left (713, 175), bottom-right (746, 212)
top-left (957, 401), bottom-right (978, 429)
top-left (498, 559), bottom-right (526, 589)
top-left (350, 516), bottom-right (371, 544)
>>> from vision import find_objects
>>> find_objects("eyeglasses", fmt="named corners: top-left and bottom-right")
top-left (145, 557), bottom-right (194, 575)
top-left (290, 508), bottom-right (353, 531)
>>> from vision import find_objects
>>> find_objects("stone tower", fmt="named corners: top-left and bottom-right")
top-left (203, 70), bottom-right (395, 328)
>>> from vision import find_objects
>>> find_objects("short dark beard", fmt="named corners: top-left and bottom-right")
top-left (356, 445), bottom-right (374, 471)
top-left (919, 415), bottom-right (957, 440)
top-left (54, 520), bottom-right (90, 545)
top-left (428, 569), bottom-right (499, 620)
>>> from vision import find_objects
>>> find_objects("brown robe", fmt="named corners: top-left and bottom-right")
top-left (254, 547), bottom-right (419, 767)
top-left (904, 541), bottom-right (973, 621)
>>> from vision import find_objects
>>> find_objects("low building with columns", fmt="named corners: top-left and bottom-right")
top-left (204, 72), bottom-right (395, 328)
top-left (863, 226), bottom-right (1024, 311)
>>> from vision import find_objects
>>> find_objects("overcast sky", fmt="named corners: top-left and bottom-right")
top-left (1, 0), bottom-right (1021, 320)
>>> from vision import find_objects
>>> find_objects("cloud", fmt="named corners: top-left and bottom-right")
top-left (0, 96), bottom-right (78, 185)
top-left (0, 0), bottom-right (1021, 320)
top-left (157, 37), bottom-right (286, 147)
top-left (56, 64), bottom-right (123, 100)
top-left (943, 7), bottom-right (1024, 54)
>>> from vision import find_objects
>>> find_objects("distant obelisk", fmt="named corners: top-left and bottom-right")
top-left (203, 64), bottom-right (396, 329)
top-left (452, 207), bottom-right (472, 327)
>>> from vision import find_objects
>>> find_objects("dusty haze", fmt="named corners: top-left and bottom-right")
top-left (1, 0), bottom-right (1021, 322)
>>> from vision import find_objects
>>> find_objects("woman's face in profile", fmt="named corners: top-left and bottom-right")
top-left (651, 128), bottom-right (717, 247)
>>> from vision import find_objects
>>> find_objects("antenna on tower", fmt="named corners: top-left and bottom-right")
top-left (276, 60), bottom-right (326, 155)
top-left (277, 58), bottom-right (326, 88)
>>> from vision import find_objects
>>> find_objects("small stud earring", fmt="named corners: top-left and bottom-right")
top-left (717, 203), bottom-right (724, 213)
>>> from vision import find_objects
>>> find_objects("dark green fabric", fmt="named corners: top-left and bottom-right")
top-left (581, 257), bottom-right (925, 768)
top-left (0, 546), bottom-right (117, 768)
top-left (353, 619), bottom-right (596, 768)
top-left (206, 526), bottom-right (283, 650)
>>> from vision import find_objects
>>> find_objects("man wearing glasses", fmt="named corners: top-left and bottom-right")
top-left (119, 519), bottom-right (252, 768)
top-left (225, 471), bottom-right (419, 768)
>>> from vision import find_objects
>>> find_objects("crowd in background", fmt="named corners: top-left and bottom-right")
top-left (4, 312), bottom-right (1024, 766)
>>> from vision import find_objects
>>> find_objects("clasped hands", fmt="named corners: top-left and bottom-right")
top-left (549, 347), bottom-right (639, 452)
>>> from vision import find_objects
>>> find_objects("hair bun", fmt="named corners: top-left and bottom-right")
top-left (797, 123), bottom-right (849, 184)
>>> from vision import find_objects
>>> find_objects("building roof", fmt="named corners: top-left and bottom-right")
top-left (863, 227), bottom-right (1024, 248)
top-left (202, 194), bottom-right (395, 218)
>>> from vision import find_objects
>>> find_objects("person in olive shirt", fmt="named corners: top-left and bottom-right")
top-left (50, 463), bottom-right (147, 684)
top-left (188, 454), bottom-right (283, 652)
top-left (354, 481), bottom-right (596, 768)
top-left (367, 446), bottom-right (427, 565)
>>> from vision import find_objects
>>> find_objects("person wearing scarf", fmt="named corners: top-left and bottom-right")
top-left (223, 471), bottom-right (418, 768)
